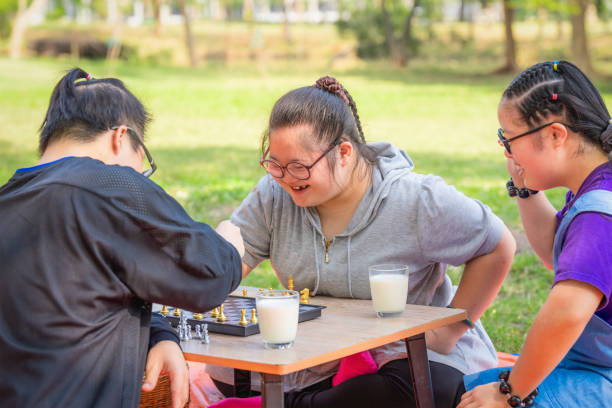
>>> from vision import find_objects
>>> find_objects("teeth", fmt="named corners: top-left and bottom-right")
top-left (292, 186), bottom-right (307, 190)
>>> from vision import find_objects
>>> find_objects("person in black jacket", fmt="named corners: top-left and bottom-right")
top-left (0, 68), bottom-right (244, 408)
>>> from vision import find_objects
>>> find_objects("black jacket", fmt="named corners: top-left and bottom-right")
top-left (0, 157), bottom-right (241, 407)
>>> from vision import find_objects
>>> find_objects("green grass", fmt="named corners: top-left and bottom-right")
top-left (2, 56), bottom-right (609, 353)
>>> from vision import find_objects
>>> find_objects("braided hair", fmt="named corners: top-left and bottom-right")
top-left (503, 60), bottom-right (612, 154)
top-left (39, 67), bottom-right (150, 154)
top-left (262, 76), bottom-right (374, 176)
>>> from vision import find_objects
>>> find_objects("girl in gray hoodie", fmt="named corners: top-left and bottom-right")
top-left (208, 76), bottom-right (516, 408)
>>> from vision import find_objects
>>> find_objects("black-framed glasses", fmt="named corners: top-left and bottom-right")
top-left (111, 125), bottom-right (157, 177)
top-left (497, 121), bottom-right (576, 154)
top-left (260, 139), bottom-right (341, 180)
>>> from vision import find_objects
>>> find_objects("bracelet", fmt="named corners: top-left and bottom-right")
top-left (506, 179), bottom-right (538, 198)
top-left (446, 305), bottom-right (476, 329)
top-left (506, 179), bottom-right (539, 199)
top-left (498, 370), bottom-right (539, 407)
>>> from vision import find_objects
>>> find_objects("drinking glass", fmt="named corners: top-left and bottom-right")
top-left (256, 290), bottom-right (299, 349)
top-left (368, 264), bottom-right (409, 317)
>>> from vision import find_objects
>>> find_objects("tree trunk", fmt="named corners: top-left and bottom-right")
top-left (458, 0), bottom-right (466, 22)
top-left (400, 0), bottom-right (419, 66)
top-left (9, 0), bottom-right (48, 59)
top-left (178, 0), bottom-right (198, 67)
top-left (153, 0), bottom-right (164, 36)
top-left (283, 0), bottom-right (292, 44)
top-left (570, 0), bottom-right (593, 74)
top-left (555, 12), bottom-right (564, 40)
top-left (382, 0), bottom-right (419, 67)
top-left (497, 0), bottom-right (517, 73)
top-left (380, 0), bottom-right (398, 64)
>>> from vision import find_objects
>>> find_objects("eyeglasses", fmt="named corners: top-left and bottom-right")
top-left (260, 140), bottom-right (341, 180)
top-left (111, 125), bottom-right (157, 177)
top-left (497, 121), bottom-right (576, 154)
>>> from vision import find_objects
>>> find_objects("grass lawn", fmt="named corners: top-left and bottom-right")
top-left (1, 56), bottom-right (609, 353)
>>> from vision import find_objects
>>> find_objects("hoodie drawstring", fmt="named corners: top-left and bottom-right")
top-left (312, 227), bottom-right (321, 296)
top-left (347, 236), bottom-right (353, 298)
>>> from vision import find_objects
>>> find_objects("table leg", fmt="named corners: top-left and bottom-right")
top-left (261, 373), bottom-right (284, 408)
top-left (405, 333), bottom-right (435, 408)
top-left (233, 369), bottom-right (252, 397)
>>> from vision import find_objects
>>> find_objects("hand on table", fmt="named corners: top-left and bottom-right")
top-left (142, 340), bottom-right (190, 408)
top-left (457, 382), bottom-right (507, 408)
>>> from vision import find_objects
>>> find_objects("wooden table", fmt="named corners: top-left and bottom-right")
top-left (181, 287), bottom-right (466, 408)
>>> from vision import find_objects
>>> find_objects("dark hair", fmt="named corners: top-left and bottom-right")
top-left (502, 60), bottom-right (612, 154)
top-left (39, 67), bottom-right (151, 154)
top-left (262, 76), bottom-right (374, 174)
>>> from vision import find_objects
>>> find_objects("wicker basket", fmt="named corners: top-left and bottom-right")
top-left (139, 373), bottom-right (190, 408)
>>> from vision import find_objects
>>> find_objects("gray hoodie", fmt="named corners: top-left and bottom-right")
top-left (208, 142), bottom-right (503, 391)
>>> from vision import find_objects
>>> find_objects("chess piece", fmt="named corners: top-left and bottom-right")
top-left (288, 275), bottom-right (294, 291)
top-left (160, 305), bottom-right (170, 316)
top-left (210, 307), bottom-right (219, 318)
top-left (195, 324), bottom-right (202, 339)
top-left (300, 288), bottom-right (310, 304)
top-left (242, 289), bottom-right (248, 297)
top-left (239, 309), bottom-right (248, 326)
top-left (173, 308), bottom-right (181, 317)
top-left (250, 308), bottom-right (257, 324)
top-left (201, 324), bottom-right (210, 344)
top-left (193, 312), bottom-right (204, 321)
top-left (179, 313), bottom-right (190, 341)
top-left (217, 304), bottom-right (227, 322)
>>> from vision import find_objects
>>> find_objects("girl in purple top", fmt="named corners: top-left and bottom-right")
top-left (459, 61), bottom-right (612, 407)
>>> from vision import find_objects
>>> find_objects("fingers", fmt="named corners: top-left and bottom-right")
top-left (142, 352), bottom-right (162, 392)
top-left (456, 390), bottom-right (472, 408)
top-left (169, 363), bottom-right (190, 408)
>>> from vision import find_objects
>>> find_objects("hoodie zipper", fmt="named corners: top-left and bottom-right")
top-left (324, 239), bottom-right (332, 263)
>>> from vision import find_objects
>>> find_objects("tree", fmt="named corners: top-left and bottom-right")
top-left (8, 0), bottom-right (48, 58)
top-left (569, 0), bottom-right (594, 73)
top-left (380, 0), bottom-right (421, 67)
top-left (178, 0), bottom-right (198, 66)
top-left (498, 0), bottom-right (518, 73)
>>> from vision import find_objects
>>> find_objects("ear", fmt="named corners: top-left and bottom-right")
top-left (110, 126), bottom-right (127, 156)
top-left (338, 140), bottom-right (353, 166)
top-left (549, 122), bottom-right (570, 149)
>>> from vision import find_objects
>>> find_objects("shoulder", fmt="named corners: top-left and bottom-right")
top-left (47, 157), bottom-right (176, 216)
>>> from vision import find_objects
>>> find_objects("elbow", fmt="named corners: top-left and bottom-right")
top-left (496, 227), bottom-right (516, 274)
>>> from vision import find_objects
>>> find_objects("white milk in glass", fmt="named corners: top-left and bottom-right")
top-left (369, 273), bottom-right (408, 316)
top-left (256, 293), bottom-right (299, 349)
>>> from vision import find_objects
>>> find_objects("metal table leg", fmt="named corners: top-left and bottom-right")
top-left (405, 333), bottom-right (435, 408)
top-left (233, 369), bottom-right (252, 397)
top-left (261, 373), bottom-right (284, 408)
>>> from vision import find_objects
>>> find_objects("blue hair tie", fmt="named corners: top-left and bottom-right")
top-left (553, 61), bottom-right (559, 72)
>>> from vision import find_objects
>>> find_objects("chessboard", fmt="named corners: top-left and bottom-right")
top-left (160, 295), bottom-right (326, 337)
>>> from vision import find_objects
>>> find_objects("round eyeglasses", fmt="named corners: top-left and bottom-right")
top-left (260, 140), bottom-right (341, 181)
top-left (497, 121), bottom-right (576, 154)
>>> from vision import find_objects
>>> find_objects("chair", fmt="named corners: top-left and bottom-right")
top-left (139, 373), bottom-right (190, 408)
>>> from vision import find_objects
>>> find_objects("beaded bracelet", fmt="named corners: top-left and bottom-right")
top-left (506, 179), bottom-right (539, 199)
top-left (498, 370), bottom-right (539, 407)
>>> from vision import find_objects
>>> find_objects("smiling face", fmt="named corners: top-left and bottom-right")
top-left (498, 99), bottom-right (567, 191)
top-left (267, 124), bottom-right (349, 208)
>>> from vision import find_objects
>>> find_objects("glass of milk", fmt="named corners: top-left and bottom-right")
top-left (368, 264), bottom-right (409, 317)
top-left (256, 289), bottom-right (299, 349)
